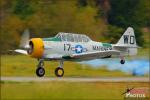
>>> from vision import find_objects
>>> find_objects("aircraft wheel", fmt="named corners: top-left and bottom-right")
top-left (55, 67), bottom-right (64, 77)
top-left (120, 60), bottom-right (125, 64)
top-left (36, 67), bottom-right (45, 77)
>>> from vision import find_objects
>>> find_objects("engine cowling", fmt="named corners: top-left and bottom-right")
top-left (27, 38), bottom-right (44, 58)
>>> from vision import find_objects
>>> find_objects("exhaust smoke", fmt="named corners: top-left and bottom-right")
top-left (80, 58), bottom-right (149, 76)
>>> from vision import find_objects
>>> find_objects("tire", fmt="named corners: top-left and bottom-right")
top-left (36, 67), bottom-right (45, 77)
top-left (120, 60), bottom-right (125, 64)
top-left (55, 67), bottom-right (64, 77)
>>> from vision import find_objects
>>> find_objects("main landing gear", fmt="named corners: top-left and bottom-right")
top-left (36, 59), bottom-right (45, 77)
top-left (36, 59), bottom-right (64, 77)
top-left (55, 60), bottom-right (64, 77)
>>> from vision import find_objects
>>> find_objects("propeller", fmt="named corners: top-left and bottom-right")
top-left (15, 29), bottom-right (43, 56)
top-left (14, 29), bottom-right (31, 55)
top-left (19, 29), bottom-right (30, 49)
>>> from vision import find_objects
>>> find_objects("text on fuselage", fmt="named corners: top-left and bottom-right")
top-left (92, 46), bottom-right (112, 51)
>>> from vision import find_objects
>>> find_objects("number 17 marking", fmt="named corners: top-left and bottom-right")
top-left (64, 44), bottom-right (71, 51)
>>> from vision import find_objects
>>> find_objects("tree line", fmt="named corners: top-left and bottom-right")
top-left (0, 0), bottom-right (149, 54)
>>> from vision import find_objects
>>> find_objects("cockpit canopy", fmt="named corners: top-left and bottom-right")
top-left (55, 32), bottom-right (91, 42)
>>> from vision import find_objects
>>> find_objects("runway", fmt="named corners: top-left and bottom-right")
top-left (1, 77), bottom-right (149, 82)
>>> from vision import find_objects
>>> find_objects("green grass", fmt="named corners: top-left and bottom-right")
top-left (1, 81), bottom-right (149, 100)
top-left (0, 50), bottom-right (149, 100)
top-left (137, 48), bottom-right (149, 57)
top-left (1, 55), bottom-right (133, 77)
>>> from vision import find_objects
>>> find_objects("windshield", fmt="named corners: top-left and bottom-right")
top-left (55, 32), bottom-right (91, 42)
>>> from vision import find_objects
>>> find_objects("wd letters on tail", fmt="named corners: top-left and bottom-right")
top-left (114, 27), bottom-right (138, 56)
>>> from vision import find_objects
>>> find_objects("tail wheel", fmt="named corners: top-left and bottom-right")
top-left (36, 67), bottom-right (45, 77)
top-left (55, 67), bottom-right (64, 77)
top-left (120, 60), bottom-right (125, 64)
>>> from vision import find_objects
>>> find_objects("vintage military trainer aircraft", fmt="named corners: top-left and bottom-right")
top-left (15, 27), bottom-right (138, 77)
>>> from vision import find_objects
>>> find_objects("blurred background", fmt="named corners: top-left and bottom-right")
top-left (0, 0), bottom-right (150, 53)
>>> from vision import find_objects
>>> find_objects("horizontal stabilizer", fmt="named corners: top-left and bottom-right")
top-left (113, 45), bottom-right (139, 48)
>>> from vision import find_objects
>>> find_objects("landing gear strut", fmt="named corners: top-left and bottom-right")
top-left (55, 60), bottom-right (64, 77)
top-left (36, 59), bottom-right (45, 77)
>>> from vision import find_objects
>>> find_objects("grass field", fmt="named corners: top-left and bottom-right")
top-left (136, 48), bottom-right (149, 57)
top-left (0, 49), bottom-right (149, 100)
top-left (1, 55), bottom-right (134, 77)
top-left (1, 81), bottom-right (149, 100)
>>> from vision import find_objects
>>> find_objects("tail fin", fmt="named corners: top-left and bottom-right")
top-left (117, 27), bottom-right (136, 46)
top-left (114, 27), bottom-right (138, 55)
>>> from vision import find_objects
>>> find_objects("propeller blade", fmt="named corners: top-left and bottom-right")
top-left (20, 29), bottom-right (30, 48)
top-left (14, 49), bottom-right (28, 55)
